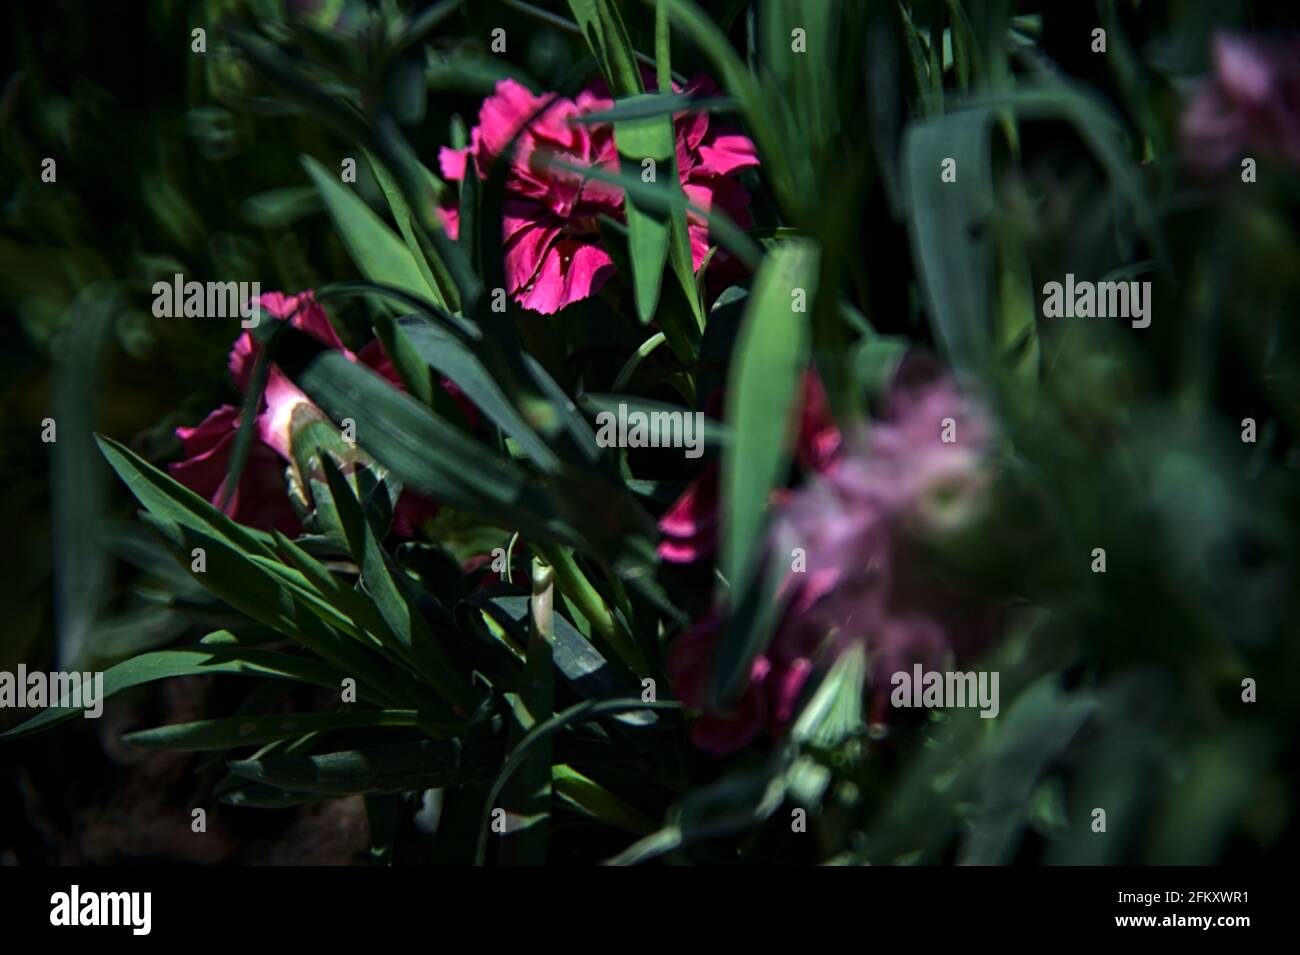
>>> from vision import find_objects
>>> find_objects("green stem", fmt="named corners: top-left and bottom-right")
top-left (612, 331), bottom-right (667, 391)
top-left (534, 543), bottom-right (647, 676)
top-left (553, 764), bottom-right (656, 835)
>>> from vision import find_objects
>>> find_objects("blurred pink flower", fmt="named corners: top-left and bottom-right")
top-left (438, 75), bottom-right (758, 314)
top-left (171, 290), bottom-right (468, 537)
top-left (1181, 33), bottom-right (1300, 175)
top-left (667, 610), bottom-right (814, 755)
top-left (672, 357), bottom-right (1000, 753)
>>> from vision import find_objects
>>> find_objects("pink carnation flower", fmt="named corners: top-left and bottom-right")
top-left (171, 290), bottom-right (468, 537)
top-left (170, 404), bottom-right (303, 536)
top-left (1181, 33), bottom-right (1300, 175)
top-left (438, 75), bottom-right (758, 314)
top-left (671, 358), bottom-right (1000, 753)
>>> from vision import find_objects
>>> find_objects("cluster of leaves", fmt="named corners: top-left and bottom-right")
top-left (4, 0), bottom-right (1300, 865)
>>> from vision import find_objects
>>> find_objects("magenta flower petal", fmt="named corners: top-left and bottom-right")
top-left (437, 204), bottom-right (460, 240)
top-left (516, 239), bottom-right (615, 314)
top-left (256, 367), bottom-right (313, 461)
top-left (505, 221), bottom-right (564, 295)
top-left (795, 371), bottom-right (843, 473)
top-left (439, 145), bottom-right (470, 181)
top-left (696, 133), bottom-right (761, 177)
top-left (475, 78), bottom-right (552, 162)
top-left (172, 405), bottom-right (243, 494)
top-left (768, 656), bottom-right (813, 728)
top-left (657, 462), bottom-right (721, 563)
top-left (169, 405), bottom-right (301, 537)
top-left (668, 612), bottom-right (770, 755)
top-left (683, 176), bottom-right (754, 269)
top-left (229, 290), bottom-right (345, 391)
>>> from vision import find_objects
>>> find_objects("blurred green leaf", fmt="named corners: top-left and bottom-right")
top-left (902, 106), bottom-right (994, 373)
top-left (0, 645), bottom-right (355, 740)
top-left (122, 708), bottom-right (431, 751)
top-left (51, 284), bottom-right (116, 668)
top-left (226, 738), bottom-right (499, 795)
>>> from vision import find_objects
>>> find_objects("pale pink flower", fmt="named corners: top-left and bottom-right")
top-left (672, 357), bottom-right (1001, 752)
top-left (1182, 33), bottom-right (1300, 175)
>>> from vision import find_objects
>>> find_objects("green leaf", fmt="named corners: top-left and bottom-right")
top-left (462, 591), bottom-right (646, 705)
top-left (899, 1), bottom-right (940, 117)
top-left (365, 793), bottom-right (401, 863)
top-left (95, 434), bottom-right (277, 560)
top-left (475, 697), bottom-right (681, 863)
top-left (553, 764), bottom-right (656, 834)
top-left (282, 331), bottom-right (655, 564)
top-left (995, 221), bottom-right (1040, 396)
top-left (122, 709), bottom-right (429, 751)
top-left (656, 0), bottom-right (786, 203)
top-left (606, 743), bottom-right (792, 865)
top-left (791, 643), bottom-right (867, 748)
top-left (364, 148), bottom-right (453, 312)
top-left (572, 93), bottom-right (733, 124)
top-left (389, 0), bottom-right (469, 64)
top-left (901, 107), bottom-right (995, 374)
top-left (302, 154), bottom-right (433, 304)
top-left (138, 513), bottom-right (292, 632)
top-left (853, 333), bottom-right (910, 398)
top-left (217, 783), bottom-right (334, 809)
top-left (285, 346), bottom-right (544, 523)
top-left (372, 312), bottom-right (436, 407)
top-left (497, 559), bottom-right (558, 864)
top-left (142, 514), bottom-right (408, 707)
top-left (0, 645), bottom-right (353, 741)
top-left (222, 331), bottom-right (273, 515)
top-left (396, 315), bottom-right (560, 471)
top-left (322, 456), bottom-right (480, 713)
top-left (970, 80), bottom-right (1169, 271)
top-left (959, 678), bottom-right (1098, 865)
top-left (720, 241), bottom-right (818, 598)
top-left (567, 0), bottom-right (644, 95)
top-left (226, 738), bottom-right (499, 795)
top-left (615, 103), bottom-right (676, 324)
top-left (371, 119), bottom-right (482, 309)
top-left (240, 186), bottom-right (321, 227)
top-left (51, 285), bottom-right (116, 668)
top-left (271, 530), bottom-right (393, 649)
top-left (313, 279), bottom-right (479, 341)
